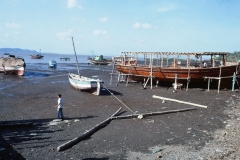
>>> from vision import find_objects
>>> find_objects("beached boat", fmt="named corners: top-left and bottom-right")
top-left (91, 59), bottom-right (112, 65)
top-left (113, 52), bottom-right (240, 89)
top-left (49, 60), bottom-right (57, 68)
top-left (0, 56), bottom-right (26, 76)
top-left (69, 37), bottom-right (103, 95)
top-left (89, 55), bottom-right (112, 65)
top-left (68, 73), bottom-right (103, 95)
top-left (30, 54), bottom-right (44, 59)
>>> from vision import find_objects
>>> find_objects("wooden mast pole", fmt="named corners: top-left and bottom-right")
top-left (72, 37), bottom-right (80, 77)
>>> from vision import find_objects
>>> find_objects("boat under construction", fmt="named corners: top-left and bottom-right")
top-left (111, 52), bottom-right (240, 91)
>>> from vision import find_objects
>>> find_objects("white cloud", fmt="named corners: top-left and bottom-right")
top-left (56, 29), bottom-right (73, 40)
top-left (157, 5), bottom-right (175, 12)
top-left (93, 30), bottom-right (107, 36)
top-left (99, 17), bottom-right (108, 22)
top-left (133, 22), bottom-right (141, 29)
top-left (67, 0), bottom-right (83, 9)
top-left (4, 34), bottom-right (10, 38)
top-left (132, 22), bottom-right (152, 29)
top-left (134, 38), bottom-right (146, 44)
top-left (71, 17), bottom-right (85, 22)
top-left (142, 23), bottom-right (152, 29)
top-left (6, 23), bottom-right (21, 28)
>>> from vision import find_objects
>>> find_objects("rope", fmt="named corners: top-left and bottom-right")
top-left (101, 83), bottom-right (135, 113)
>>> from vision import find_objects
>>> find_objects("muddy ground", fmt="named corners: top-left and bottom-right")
top-left (0, 63), bottom-right (240, 160)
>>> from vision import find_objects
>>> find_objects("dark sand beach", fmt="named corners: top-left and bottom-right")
top-left (0, 63), bottom-right (240, 159)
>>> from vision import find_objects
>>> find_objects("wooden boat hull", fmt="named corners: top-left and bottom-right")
top-left (68, 73), bottom-right (103, 95)
top-left (91, 60), bottom-right (112, 65)
top-left (0, 66), bottom-right (25, 76)
top-left (115, 64), bottom-right (240, 88)
top-left (30, 55), bottom-right (44, 59)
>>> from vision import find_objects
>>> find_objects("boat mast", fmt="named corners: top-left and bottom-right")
top-left (72, 37), bottom-right (81, 77)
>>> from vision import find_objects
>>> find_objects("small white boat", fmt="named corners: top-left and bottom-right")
top-left (49, 60), bottom-right (57, 68)
top-left (69, 37), bottom-right (104, 95)
top-left (68, 73), bottom-right (103, 95)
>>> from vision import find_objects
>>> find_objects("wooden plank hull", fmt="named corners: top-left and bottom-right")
top-left (115, 64), bottom-right (240, 88)
top-left (68, 73), bottom-right (103, 95)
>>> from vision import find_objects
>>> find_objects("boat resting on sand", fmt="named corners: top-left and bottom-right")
top-left (113, 52), bottom-right (240, 89)
top-left (0, 56), bottom-right (26, 76)
top-left (68, 73), bottom-right (103, 95)
top-left (69, 37), bottom-right (104, 95)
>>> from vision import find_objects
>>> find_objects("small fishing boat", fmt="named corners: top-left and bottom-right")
top-left (30, 53), bottom-right (44, 59)
top-left (88, 55), bottom-right (112, 65)
top-left (49, 60), bottom-right (57, 68)
top-left (0, 56), bottom-right (26, 76)
top-left (68, 37), bottom-right (103, 95)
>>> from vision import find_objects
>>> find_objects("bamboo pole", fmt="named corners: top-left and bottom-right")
top-left (57, 107), bottom-right (122, 152)
top-left (111, 107), bottom-right (196, 120)
top-left (152, 95), bottom-right (208, 108)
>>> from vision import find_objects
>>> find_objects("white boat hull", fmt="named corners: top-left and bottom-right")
top-left (0, 66), bottom-right (25, 76)
top-left (68, 73), bottom-right (103, 95)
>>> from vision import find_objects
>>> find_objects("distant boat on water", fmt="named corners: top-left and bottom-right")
top-left (49, 60), bottom-right (57, 68)
top-left (30, 53), bottom-right (44, 59)
top-left (68, 37), bottom-right (103, 95)
top-left (0, 56), bottom-right (26, 76)
top-left (88, 55), bottom-right (112, 65)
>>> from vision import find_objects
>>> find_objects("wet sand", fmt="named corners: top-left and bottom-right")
top-left (0, 63), bottom-right (240, 159)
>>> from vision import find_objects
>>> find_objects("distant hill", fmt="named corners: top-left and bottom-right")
top-left (0, 48), bottom-right (38, 54)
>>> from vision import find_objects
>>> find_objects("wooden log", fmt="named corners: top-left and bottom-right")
top-left (152, 95), bottom-right (208, 108)
top-left (57, 107), bottom-right (122, 152)
top-left (111, 107), bottom-right (196, 120)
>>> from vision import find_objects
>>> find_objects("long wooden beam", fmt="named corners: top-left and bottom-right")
top-left (152, 95), bottom-right (208, 108)
top-left (121, 52), bottom-right (229, 56)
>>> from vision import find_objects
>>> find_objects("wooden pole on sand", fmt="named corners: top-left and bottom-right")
top-left (152, 95), bottom-right (208, 108)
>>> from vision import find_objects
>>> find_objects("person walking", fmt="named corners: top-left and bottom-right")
top-left (56, 94), bottom-right (64, 120)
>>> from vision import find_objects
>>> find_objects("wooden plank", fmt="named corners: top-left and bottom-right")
top-left (152, 95), bottom-right (208, 108)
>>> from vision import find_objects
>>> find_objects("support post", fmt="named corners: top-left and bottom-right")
top-left (186, 69), bottom-right (190, 91)
top-left (150, 53), bottom-right (153, 89)
top-left (232, 72), bottom-right (236, 91)
top-left (218, 67), bottom-right (222, 93)
top-left (174, 74), bottom-right (178, 90)
top-left (207, 78), bottom-right (210, 92)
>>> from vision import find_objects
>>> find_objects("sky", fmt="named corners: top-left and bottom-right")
top-left (1, 0), bottom-right (240, 56)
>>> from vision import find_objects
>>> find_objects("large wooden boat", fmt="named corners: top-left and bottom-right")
top-left (113, 52), bottom-right (240, 89)
top-left (69, 37), bottom-right (103, 95)
top-left (0, 56), bottom-right (26, 76)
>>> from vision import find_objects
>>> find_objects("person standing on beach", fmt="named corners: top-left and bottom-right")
top-left (56, 94), bottom-right (64, 120)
